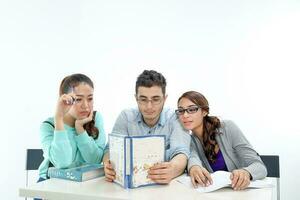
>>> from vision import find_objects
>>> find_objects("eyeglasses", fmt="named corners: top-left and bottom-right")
top-left (175, 106), bottom-right (200, 115)
top-left (137, 97), bottom-right (163, 105)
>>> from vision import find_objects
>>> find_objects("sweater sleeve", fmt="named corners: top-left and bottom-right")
top-left (40, 120), bottom-right (73, 168)
top-left (225, 120), bottom-right (267, 180)
top-left (75, 111), bottom-right (106, 164)
top-left (168, 117), bottom-right (191, 161)
top-left (187, 136), bottom-right (204, 171)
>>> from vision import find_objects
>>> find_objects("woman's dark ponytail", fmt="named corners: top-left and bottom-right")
top-left (83, 111), bottom-right (99, 139)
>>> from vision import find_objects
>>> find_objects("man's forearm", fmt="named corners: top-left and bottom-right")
top-left (170, 153), bottom-right (188, 178)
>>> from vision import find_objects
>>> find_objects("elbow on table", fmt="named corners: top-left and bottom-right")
top-left (52, 158), bottom-right (73, 169)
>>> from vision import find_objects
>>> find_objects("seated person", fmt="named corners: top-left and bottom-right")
top-left (176, 91), bottom-right (267, 190)
top-left (103, 70), bottom-right (191, 184)
top-left (37, 73), bottom-right (106, 183)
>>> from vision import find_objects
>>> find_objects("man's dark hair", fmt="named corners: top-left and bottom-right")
top-left (135, 70), bottom-right (167, 95)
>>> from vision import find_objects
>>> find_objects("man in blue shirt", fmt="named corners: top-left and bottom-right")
top-left (103, 70), bottom-right (191, 184)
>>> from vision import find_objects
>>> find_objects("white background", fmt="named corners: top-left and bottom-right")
top-left (0, 0), bottom-right (299, 199)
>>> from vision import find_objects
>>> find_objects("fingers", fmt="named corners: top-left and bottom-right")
top-left (61, 94), bottom-right (76, 105)
top-left (56, 94), bottom-right (75, 118)
top-left (147, 170), bottom-right (170, 184)
top-left (202, 169), bottom-right (213, 185)
top-left (231, 170), bottom-right (239, 188)
top-left (196, 171), bottom-right (211, 186)
top-left (105, 174), bottom-right (115, 182)
top-left (79, 111), bottom-right (93, 125)
top-left (148, 162), bottom-right (172, 184)
top-left (190, 166), bottom-right (212, 187)
top-left (148, 168), bottom-right (168, 175)
top-left (88, 109), bottom-right (94, 119)
top-left (104, 160), bottom-right (116, 182)
top-left (149, 162), bottom-right (170, 170)
top-left (75, 111), bottom-right (93, 127)
top-left (147, 174), bottom-right (171, 184)
top-left (190, 175), bottom-right (198, 188)
top-left (231, 170), bottom-right (251, 190)
top-left (239, 170), bottom-right (251, 190)
top-left (194, 173), bottom-right (206, 187)
top-left (235, 175), bottom-right (244, 190)
top-left (104, 160), bottom-right (113, 169)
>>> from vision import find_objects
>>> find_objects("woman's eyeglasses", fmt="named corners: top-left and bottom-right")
top-left (175, 106), bottom-right (200, 115)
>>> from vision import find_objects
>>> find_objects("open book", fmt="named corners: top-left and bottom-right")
top-left (177, 171), bottom-right (274, 193)
top-left (48, 164), bottom-right (104, 182)
top-left (109, 134), bottom-right (166, 188)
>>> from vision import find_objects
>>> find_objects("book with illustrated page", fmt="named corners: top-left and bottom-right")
top-left (48, 164), bottom-right (104, 182)
top-left (177, 170), bottom-right (274, 193)
top-left (109, 133), bottom-right (166, 188)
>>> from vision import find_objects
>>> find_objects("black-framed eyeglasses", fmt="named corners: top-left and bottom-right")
top-left (137, 97), bottom-right (163, 105)
top-left (175, 106), bottom-right (200, 115)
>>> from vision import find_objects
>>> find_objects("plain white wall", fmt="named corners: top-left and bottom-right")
top-left (0, 0), bottom-right (299, 199)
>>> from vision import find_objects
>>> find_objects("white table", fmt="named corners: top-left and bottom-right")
top-left (19, 176), bottom-right (276, 200)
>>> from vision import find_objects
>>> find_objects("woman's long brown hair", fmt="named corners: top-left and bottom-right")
top-left (59, 73), bottom-right (99, 139)
top-left (178, 91), bottom-right (221, 162)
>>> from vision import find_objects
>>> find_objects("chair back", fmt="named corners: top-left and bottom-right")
top-left (260, 155), bottom-right (280, 178)
top-left (260, 155), bottom-right (280, 200)
top-left (26, 149), bottom-right (44, 170)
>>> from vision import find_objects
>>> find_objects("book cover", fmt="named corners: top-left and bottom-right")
top-left (48, 163), bottom-right (104, 182)
top-left (109, 134), bottom-right (166, 188)
top-left (177, 171), bottom-right (274, 193)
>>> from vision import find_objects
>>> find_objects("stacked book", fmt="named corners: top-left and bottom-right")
top-left (48, 163), bottom-right (104, 182)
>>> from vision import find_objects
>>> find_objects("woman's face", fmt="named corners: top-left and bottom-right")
top-left (177, 97), bottom-right (207, 131)
top-left (68, 83), bottom-right (94, 120)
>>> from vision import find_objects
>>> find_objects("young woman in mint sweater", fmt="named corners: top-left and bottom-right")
top-left (37, 73), bottom-right (106, 181)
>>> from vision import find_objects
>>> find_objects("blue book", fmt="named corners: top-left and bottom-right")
top-left (109, 134), bottom-right (166, 188)
top-left (48, 164), bottom-right (104, 182)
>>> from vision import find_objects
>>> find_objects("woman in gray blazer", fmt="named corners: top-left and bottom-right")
top-left (176, 91), bottom-right (267, 190)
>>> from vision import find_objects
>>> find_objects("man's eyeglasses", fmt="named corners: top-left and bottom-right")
top-left (175, 106), bottom-right (200, 115)
top-left (137, 97), bottom-right (163, 105)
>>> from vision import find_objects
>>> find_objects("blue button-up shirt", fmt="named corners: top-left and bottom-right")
top-left (106, 107), bottom-right (191, 161)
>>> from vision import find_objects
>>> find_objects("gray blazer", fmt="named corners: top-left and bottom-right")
top-left (188, 120), bottom-right (267, 180)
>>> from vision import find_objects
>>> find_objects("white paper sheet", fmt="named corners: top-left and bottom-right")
top-left (177, 171), bottom-right (274, 193)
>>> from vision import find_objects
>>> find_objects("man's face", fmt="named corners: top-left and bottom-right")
top-left (136, 86), bottom-right (167, 126)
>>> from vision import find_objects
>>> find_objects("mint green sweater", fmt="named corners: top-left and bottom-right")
top-left (38, 111), bottom-right (106, 179)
